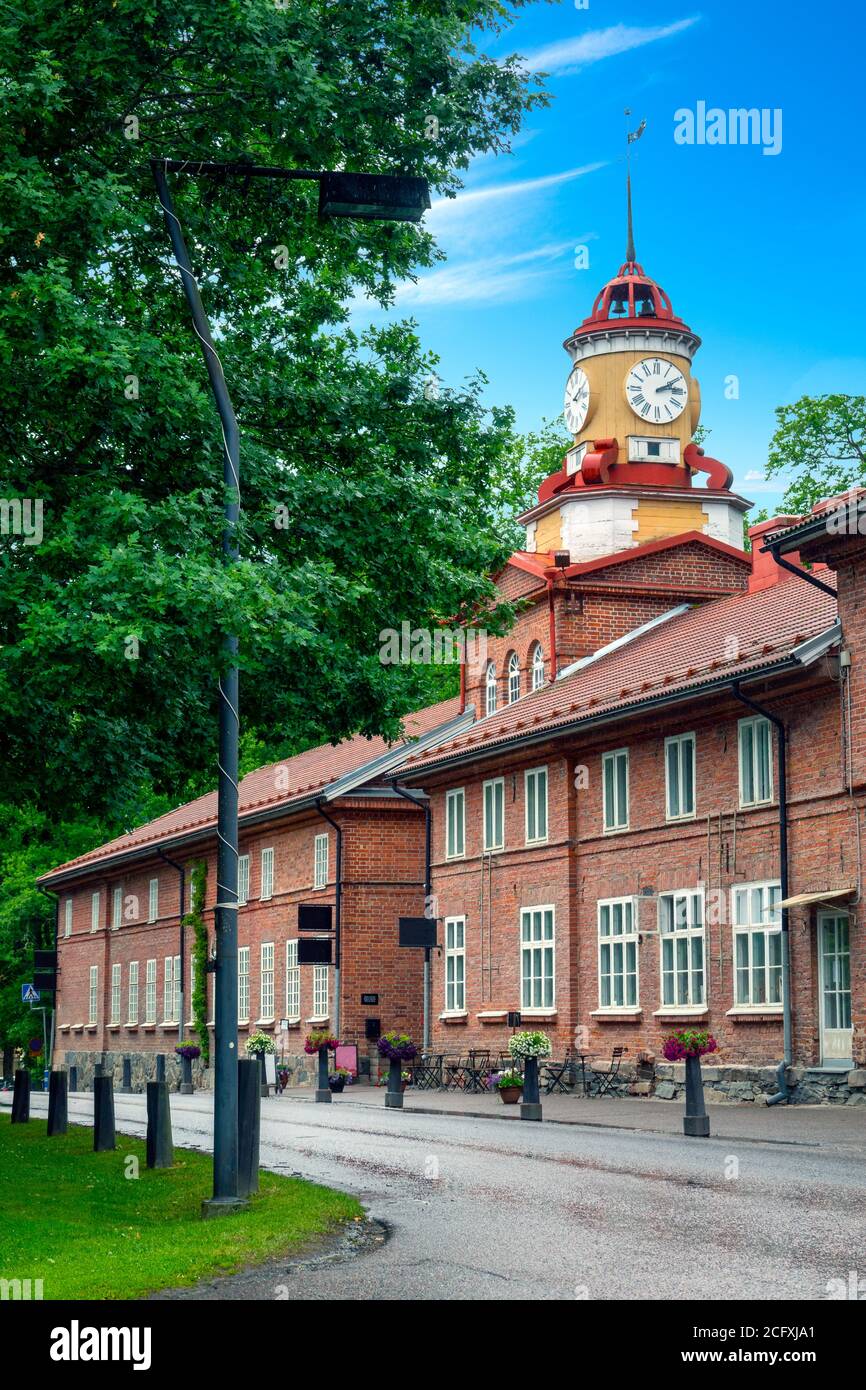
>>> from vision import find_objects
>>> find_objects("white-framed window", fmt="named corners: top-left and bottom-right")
top-left (313, 965), bottom-right (329, 1019)
top-left (524, 766), bottom-right (548, 844)
top-left (260, 846), bottom-right (274, 901)
top-left (659, 890), bottom-right (705, 1006)
top-left (313, 833), bottom-right (329, 889)
top-left (163, 956), bottom-right (180, 1023)
top-left (531, 642), bottom-right (545, 691)
top-left (602, 748), bottom-right (629, 832)
top-left (64, 898), bottom-right (72, 937)
top-left (238, 946), bottom-right (250, 1024)
top-left (485, 661), bottom-right (497, 717)
top-left (597, 898), bottom-right (639, 1008)
top-left (144, 959), bottom-right (157, 1024)
top-left (110, 963), bottom-right (121, 1024)
top-left (286, 940), bottom-right (300, 1021)
top-left (260, 942), bottom-right (275, 1020)
top-left (238, 854), bottom-right (250, 907)
top-left (520, 906), bottom-right (555, 1009)
top-left (446, 788), bottom-right (465, 859)
top-left (483, 777), bottom-right (504, 852)
top-left (665, 733), bottom-right (696, 821)
top-left (732, 881), bottom-right (782, 1007)
top-left (127, 961), bottom-right (139, 1025)
top-left (507, 652), bottom-right (520, 703)
top-left (91, 890), bottom-right (100, 932)
top-left (88, 965), bottom-right (98, 1025)
top-left (112, 884), bottom-right (123, 930)
top-left (148, 877), bottom-right (159, 923)
top-left (739, 716), bottom-right (773, 807)
top-left (444, 916), bottom-right (465, 1012)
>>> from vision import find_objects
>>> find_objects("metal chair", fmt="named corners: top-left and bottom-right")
top-left (443, 1054), bottom-right (466, 1090)
top-left (589, 1046), bottom-right (627, 1097)
top-left (412, 1053), bottom-right (443, 1090)
top-left (541, 1049), bottom-right (574, 1094)
top-left (463, 1050), bottom-right (491, 1093)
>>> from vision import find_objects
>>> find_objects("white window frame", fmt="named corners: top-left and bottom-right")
top-left (520, 905), bottom-right (555, 1010)
top-left (260, 942), bottom-right (275, 1021)
top-left (313, 833), bottom-right (329, 889)
top-left (312, 965), bottom-right (329, 1020)
top-left (665, 732), bottom-right (696, 822)
top-left (238, 945), bottom-right (250, 1024)
top-left (531, 643), bottom-right (545, 691)
top-left (148, 876), bottom-right (159, 923)
top-left (658, 889), bottom-right (706, 1007)
top-left (485, 662), bottom-right (497, 717)
top-left (286, 940), bottom-right (300, 1021)
top-left (602, 748), bottom-right (629, 832)
top-left (64, 898), bottom-right (72, 937)
top-left (238, 854), bottom-right (250, 907)
top-left (597, 898), bottom-right (639, 1009)
top-left (738, 715), bottom-right (773, 808)
top-left (111, 884), bottom-right (123, 930)
top-left (445, 788), bottom-right (465, 860)
top-left (163, 955), bottom-right (180, 1024)
top-left (110, 963), bottom-right (121, 1025)
top-left (482, 777), bottom-right (505, 853)
top-left (524, 766), bottom-right (548, 845)
top-left (444, 916), bottom-right (466, 1013)
top-left (144, 959), bottom-right (157, 1024)
top-left (127, 961), bottom-right (139, 1025)
top-left (260, 846), bottom-right (274, 901)
top-left (732, 881), bottom-right (782, 1009)
top-left (507, 652), bottom-right (520, 704)
top-left (91, 890), bottom-right (101, 932)
top-left (88, 965), bottom-right (98, 1025)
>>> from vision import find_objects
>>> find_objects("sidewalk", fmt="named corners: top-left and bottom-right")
top-left (282, 1085), bottom-right (866, 1149)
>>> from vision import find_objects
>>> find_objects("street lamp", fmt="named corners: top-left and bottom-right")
top-left (151, 158), bottom-right (430, 1216)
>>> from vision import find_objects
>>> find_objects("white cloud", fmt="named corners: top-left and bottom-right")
top-left (744, 470), bottom-right (765, 481)
top-left (427, 162), bottom-right (607, 228)
top-left (521, 19), bottom-right (700, 76)
top-left (391, 240), bottom-right (577, 308)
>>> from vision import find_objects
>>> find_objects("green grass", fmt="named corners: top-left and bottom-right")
top-left (0, 1116), bottom-right (363, 1299)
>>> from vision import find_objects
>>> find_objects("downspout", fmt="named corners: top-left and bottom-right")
top-left (37, 885), bottom-right (59, 1075)
top-left (315, 802), bottom-right (342, 1039)
top-left (547, 579), bottom-right (558, 680)
top-left (393, 785), bottom-right (432, 1050)
top-left (731, 684), bottom-right (792, 1104)
top-left (763, 542), bottom-right (837, 599)
top-left (459, 650), bottom-right (466, 715)
top-left (157, 848), bottom-right (186, 1043)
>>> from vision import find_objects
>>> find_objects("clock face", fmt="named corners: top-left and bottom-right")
top-left (625, 358), bottom-right (688, 423)
top-left (564, 366), bottom-right (591, 434)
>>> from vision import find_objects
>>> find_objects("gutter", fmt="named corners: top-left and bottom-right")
top-left (315, 801), bottom-right (342, 1038)
top-left (157, 847), bottom-right (187, 1044)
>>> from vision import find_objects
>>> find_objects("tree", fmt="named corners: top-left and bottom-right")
top-left (766, 394), bottom-right (866, 514)
top-left (0, 0), bottom-right (551, 822)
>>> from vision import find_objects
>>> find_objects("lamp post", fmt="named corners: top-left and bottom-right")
top-left (151, 159), bottom-right (430, 1215)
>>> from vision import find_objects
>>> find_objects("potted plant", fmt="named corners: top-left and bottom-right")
top-left (488, 1070), bottom-right (524, 1105)
top-left (377, 1031), bottom-right (418, 1108)
top-left (174, 1042), bottom-right (200, 1095)
top-left (662, 1028), bottom-right (718, 1138)
top-left (304, 1030), bottom-right (339, 1103)
top-left (508, 1030), bottom-right (552, 1121)
top-left (328, 1067), bottom-right (351, 1094)
top-left (246, 1031), bottom-right (276, 1097)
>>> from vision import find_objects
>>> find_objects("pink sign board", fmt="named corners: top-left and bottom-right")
top-left (335, 1044), bottom-right (358, 1077)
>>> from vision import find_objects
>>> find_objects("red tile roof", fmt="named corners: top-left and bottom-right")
top-left (41, 696), bottom-right (462, 882)
top-left (399, 576), bottom-right (837, 776)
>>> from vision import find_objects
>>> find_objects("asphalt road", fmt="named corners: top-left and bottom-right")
top-left (16, 1091), bottom-right (865, 1301)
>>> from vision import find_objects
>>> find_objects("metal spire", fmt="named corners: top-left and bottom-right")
top-left (626, 171), bottom-right (636, 264)
top-left (624, 111), bottom-right (646, 265)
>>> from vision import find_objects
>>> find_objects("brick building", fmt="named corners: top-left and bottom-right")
top-left (40, 239), bottom-right (866, 1103)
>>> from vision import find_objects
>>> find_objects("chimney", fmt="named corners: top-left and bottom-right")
top-left (748, 515), bottom-right (805, 592)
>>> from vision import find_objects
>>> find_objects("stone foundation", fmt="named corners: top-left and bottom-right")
top-left (62, 1049), bottom-right (209, 1093)
top-left (624, 1061), bottom-right (866, 1105)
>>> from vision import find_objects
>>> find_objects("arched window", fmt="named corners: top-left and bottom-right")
top-left (507, 651), bottom-right (520, 704)
top-left (485, 662), bottom-right (497, 717)
top-left (531, 643), bottom-right (545, 691)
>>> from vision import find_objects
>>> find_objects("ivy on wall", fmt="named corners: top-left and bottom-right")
top-left (186, 860), bottom-right (210, 1066)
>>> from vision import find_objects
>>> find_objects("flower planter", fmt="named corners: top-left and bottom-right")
top-left (328, 1076), bottom-right (345, 1094)
top-left (499, 1086), bottom-right (523, 1105)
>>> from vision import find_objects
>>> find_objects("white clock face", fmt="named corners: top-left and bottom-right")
top-left (625, 358), bottom-right (688, 423)
top-left (564, 366), bottom-right (591, 434)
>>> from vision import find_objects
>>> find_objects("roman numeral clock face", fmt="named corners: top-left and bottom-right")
top-left (625, 358), bottom-right (688, 422)
top-left (563, 366), bottom-right (590, 433)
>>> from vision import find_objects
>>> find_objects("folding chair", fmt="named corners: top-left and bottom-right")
top-left (463, 1050), bottom-right (490, 1093)
top-left (443, 1055), bottom-right (466, 1090)
top-left (541, 1049), bottom-right (574, 1094)
top-left (589, 1046), bottom-right (627, 1097)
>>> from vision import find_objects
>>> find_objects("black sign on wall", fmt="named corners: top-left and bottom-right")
top-left (398, 917), bottom-right (437, 949)
top-left (297, 938), bottom-right (333, 965)
top-left (361, 993), bottom-right (379, 1005)
top-left (298, 903), bottom-right (333, 933)
top-left (364, 1018), bottom-right (382, 1041)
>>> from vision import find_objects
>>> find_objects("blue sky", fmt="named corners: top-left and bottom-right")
top-left (356, 0), bottom-right (866, 513)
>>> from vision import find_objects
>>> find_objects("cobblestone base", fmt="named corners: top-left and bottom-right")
top-left (62, 1049), bottom-right (209, 1093)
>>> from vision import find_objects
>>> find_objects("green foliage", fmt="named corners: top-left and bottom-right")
top-left (184, 859), bottom-right (209, 1065)
top-left (766, 395), bottom-right (866, 513)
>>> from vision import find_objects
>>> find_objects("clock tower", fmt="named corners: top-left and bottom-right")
top-left (522, 184), bottom-right (749, 562)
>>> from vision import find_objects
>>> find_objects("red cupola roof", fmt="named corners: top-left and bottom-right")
top-left (576, 259), bottom-right (693, 337)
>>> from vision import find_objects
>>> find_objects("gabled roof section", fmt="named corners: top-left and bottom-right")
top-left (554, 531), bottom-right (751, 581)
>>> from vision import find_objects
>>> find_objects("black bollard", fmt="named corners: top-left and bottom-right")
top-left (314, 1045), bottom-right (332, 1103)
top-left (155, 1052), bottom-right (165, 1083)
top-left (47, 1070), bottom-right (68, 1136)
top-left (683, 1054), bottom-right (710, 1137)
top-left (11, 1069), bottom-right (30, 1124)
top-left (93, 1073), bottom-right (116, 1151)
top-left (237, 1059), bottom-right (261, 1196)
top-left (520, 1056), bottom-right (542, 1121)
top-left (385, 1056), bottom-right (403, 1109)
top-left (121, 1056), bottom-right (132, 1094)
top-left (146, 1081), bottom-right (173, 1168)
top-left (68, 1065), bottom-right (78, 1093)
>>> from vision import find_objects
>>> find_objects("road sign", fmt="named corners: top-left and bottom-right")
top-left (297, 937), bottom-right (332, 965)
top-left (21, 983), bottom-right (40, 1003)
top-left (399, 917), bottom-right (437, 949)
top-left (298, 903), bottom-right (333, 933)
top-left (33, 972), bottom-right (56, 992)
top-left (34, 950), bottom-right (57, 969)
top-left (29, 1037), bottom-right (42, 1054)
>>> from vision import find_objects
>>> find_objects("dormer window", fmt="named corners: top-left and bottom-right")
top-left (531, 643), bottom-right (545, 691)
top-left (485, 662), bottom-right (497, 717)
top-left (507, 652), bottom-right (520, 704)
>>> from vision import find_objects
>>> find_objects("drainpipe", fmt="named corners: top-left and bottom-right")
top-left (459, 650), bottom-right (466, 715)
top-left (394, 785), bottom-right (432, 1050)
top-left (762, 541), bottom-right (837, 599)
top-left (731, 684), bottom-right (792, 1104)
top-left (547, 579), bottom-right (558, 680)
top-left (157, 848), bottom-right (186, 1043)
top-left (37, 886), bottom-right (59, 1077)
top-left (315, 803), bottom-right (342, 1038)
